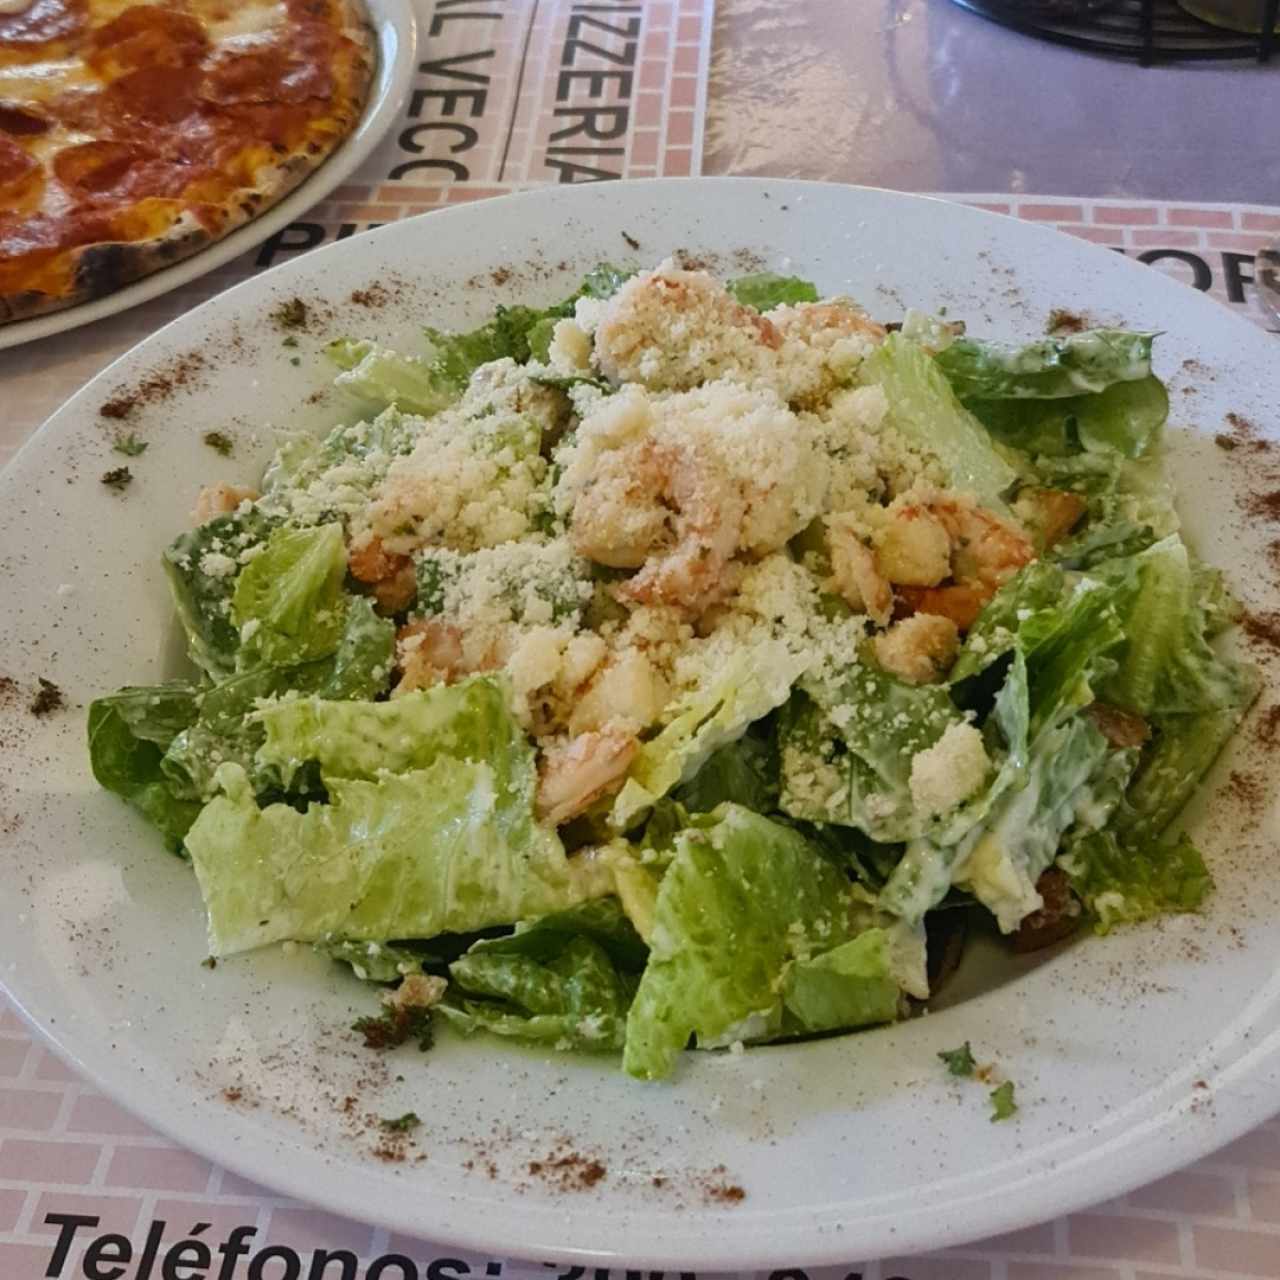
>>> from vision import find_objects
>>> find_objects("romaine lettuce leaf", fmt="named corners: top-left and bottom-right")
top-left (326, 340), bottom-right (454, 417)
top-left (478, 264), bottom-right (633, 370)
top-left (1098, 536), bottom-right (1258, 716)
top-left (87, 685), bottom-right (204, 849)
top-left (255, 678), bottom-right (527, 795)
top-left (320, 596), bottom-right (395, 701)
top-left (1122, 708), bottom-right (1251, 844)
top-left (611, 644), bottom-right (807, 830)
top-left (319, 939), bottom-right (426, 983)
top-left (727, 273), bottom-right (819, 311)
top-left (953, 714), bottom-right (1109, 932)
top-left (781, 663), bottom-right (968, 844)
top-left (232, 523), bottom-right (349, 669)
top-left (161, 663), bottom-right (324, 801)
top-left (672, 729), bottom-right (779, 815)
top-left (164, 601), bottom-right (391, 805)
top-left (1062, 830), bottom-right (1211, 931)
top-left (876, 652), bottom-right (1029, 922)
top-left (780, 929), bottom-right (903, 1034)
top-left (623, 805), bottom-right (904, 1079)
top-left (936, 330), bottom-right (1156, 400)
top-left (186, 757), bottom-right (603, 956)
top-left (163, 506), bottom-right (278, 679)
top-left (968, 376), bottom-right (1168, 460)
top-left (860, 334), bottom-right (1019, 513)
top-left (439, 900), bottom-right (647, 1051)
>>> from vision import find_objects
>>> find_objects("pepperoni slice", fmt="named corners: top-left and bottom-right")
top-left (86, 6), bottom-right (209, 75)
top-left (0, 134), bottom-right (37, 187)
top-left (0, 99), bottom-right (51, 136)
top-left (202, 43), bottom-right (332, 106)
top-left (106, 64), bottom-right (201, 125)
top-left (53, 139), bottom-right (144, 195)
top-left (54, 138), bottom-right (207, 202)
top-left (0, 0), bottom-right (87, 47)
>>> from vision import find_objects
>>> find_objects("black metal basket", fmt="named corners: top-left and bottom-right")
top-left (950, 0), bottom-right (1279, 64)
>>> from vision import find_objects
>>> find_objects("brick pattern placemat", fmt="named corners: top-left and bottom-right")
top-left (3, 5), bottom-right (1280, 1265)
top-left (945, 195), bottom-right (1279, 336)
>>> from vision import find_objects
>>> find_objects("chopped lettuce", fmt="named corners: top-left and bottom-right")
top-left (159, 599), bottom-right (391, 806)
top-left (953, 714), bottom-right (1109, 932)
top-left (256, 678), bottom-right (528, 794)
top-left (936, 330), bottom-right (1156, 400)
top-left (440, 900), bottom-right (646, 1050)
top-left (780, 930), bottom-right (903, 1035)
top-left (1121, 708), bottom-right (1249, 843)
top-left (326, 340), bottom-right (455, 417)
top-left (673, 729), bottom-right (779, 815)
top-left (1098, 536), bottom-right (1258, 717)
top-left (623, 805), bottom-right (907, 1080)
top-left (161, 662), bottom-right (329, 801)
top-left (186, 756), bottom-right (602, 956)
top-left (611, 644), bottom-right (807, 830)
top-left (971, 375), bottom-right (1168, 460)
top-left (232, 523), bottom-right (349, 669)
top-left (87, 685), bottom-right (203, 849)
top-left (320, 939), bottom-right (426, 983)
top-left (320, 597), bottom-right (395, 701)
top-left (187, 678), bottom-right (611, 955)
top-left (727, 273), bottom-right (819, 311)
top-left (860, 334), bottom-right (1019, 513)
top-left (163, 506), bottom-right (278, 680)
top-left (782, 660), bottom-right (992, 845)
top-left (876, 653), bottom-right (1030, 923)
top-left (780, 677), bottom-right (947, 842)
top-left (1062, 830), bottom-right (1212, 931)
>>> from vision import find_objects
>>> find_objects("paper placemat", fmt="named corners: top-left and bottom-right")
top-left (3, 0), bottom-right (1280, 1271)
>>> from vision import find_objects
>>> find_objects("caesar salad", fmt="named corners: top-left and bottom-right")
top-left (88, 259), bottom-right (1258, 1081)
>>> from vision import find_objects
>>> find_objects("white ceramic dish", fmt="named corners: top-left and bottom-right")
top-left (0, 0), bottom-right (418, 352)
top-left (2, 179), bottom-right (1278, 1268)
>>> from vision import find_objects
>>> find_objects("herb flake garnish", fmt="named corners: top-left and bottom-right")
top-left (113, 433), bottom-right (148, 457)
top-left (353, 1006), bottom-right (435, 1052)
top-left (381, 1112), bottom-right (421, 1133)
top-left (989, 1081), bottom-right (1018, 1122)
top-left (202, 431), bottom-right (234, 457)
top-left (938, 1042), bottom-right (976, 1077)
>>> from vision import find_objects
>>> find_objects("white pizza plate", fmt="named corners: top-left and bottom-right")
top-left (2, 179), bottom-right (1279, 1268)
top-left (0, 0), bottom-right (418, 352)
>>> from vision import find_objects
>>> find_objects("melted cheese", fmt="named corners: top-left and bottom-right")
top-left (1, 0), bottom-right (359, 295)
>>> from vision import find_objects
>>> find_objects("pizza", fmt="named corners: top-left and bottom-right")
top-left (0, 0), bottom-right (375, 325)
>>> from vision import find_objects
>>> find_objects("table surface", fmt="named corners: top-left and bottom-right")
top-left (3, 3), bottom-right (1280, 1276)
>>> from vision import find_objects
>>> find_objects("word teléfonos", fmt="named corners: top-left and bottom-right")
top-left (43, 1214), bottom-right (484, 1280)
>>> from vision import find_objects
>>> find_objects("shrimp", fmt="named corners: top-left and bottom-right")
top-left (392, 619), bottom-right (503, 695)
top-left (889, 493), bottom-right (1034, 631)
top-left (768, 300), bottom-right (887, 346)
top-left (192, 483), bottom-right (258, 525)
top-left (1014, 487), bottom-right (1088, 551)
top-left (927, 495), bottom-right (1034, 588)
top-left (348, 534), bottom-right (416, 614)
top-left (594, 262), bottom-right (780, 391)
top-left (536, 729), bottom-right (638, 827)
top-left (572, 436), bottom-right (745, 612)
top-left (826, 513), bottom-right (893, 625)
top-left (873, 614), bottom-right (960, 685)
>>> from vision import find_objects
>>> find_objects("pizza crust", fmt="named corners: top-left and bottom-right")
top-left (0, 0), bottom-right (377, 327)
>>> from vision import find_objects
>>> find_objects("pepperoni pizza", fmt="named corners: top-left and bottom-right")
top-left (0, 0), bottom-right (374, 325)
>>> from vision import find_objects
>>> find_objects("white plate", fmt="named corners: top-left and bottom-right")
top-left (2, 179), bottom-right (1279, 1268)
top-left (0, 0), bottom-right (418, 352)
